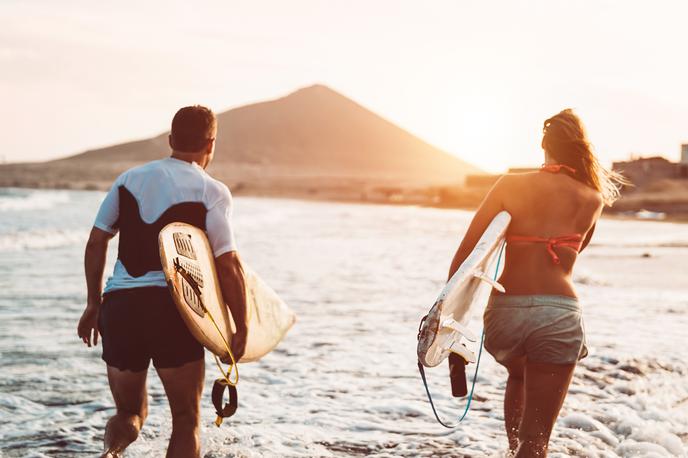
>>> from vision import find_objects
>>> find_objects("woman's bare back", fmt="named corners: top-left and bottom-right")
top-left (497, 171), bottom-right (604, 297)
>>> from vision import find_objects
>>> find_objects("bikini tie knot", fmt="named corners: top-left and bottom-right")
top-left (545, 235), bottom-right (584, 264)
top-left (540, 164), bottom-right (577, 175)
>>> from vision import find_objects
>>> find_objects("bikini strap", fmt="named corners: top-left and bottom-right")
top-left (506, 234), bottom-right (583, 264)
top-left (540, 164), bottom-right (576, 175)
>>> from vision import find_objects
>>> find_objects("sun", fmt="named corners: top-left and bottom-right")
top-left (434, 94), bottom-right (528, 173)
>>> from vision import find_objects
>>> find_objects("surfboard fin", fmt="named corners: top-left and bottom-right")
top-left (473, 270), bottom-right (505, 293)
top-left (441, 318), bottom-right (478, 342)
top-left (447, 342), bottom-right (476, 363)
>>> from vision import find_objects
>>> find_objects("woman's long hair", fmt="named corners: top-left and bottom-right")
top-left (542, 109), bottom-right (626, 205)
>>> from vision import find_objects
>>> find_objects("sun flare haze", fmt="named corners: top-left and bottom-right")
top-left (2, 2), bottom-right (688, 457)
top-left (1, 1), bottom-right (687, 172)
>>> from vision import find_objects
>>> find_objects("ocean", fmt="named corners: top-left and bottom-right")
top-left (0, 188), bottom-right (686, 457)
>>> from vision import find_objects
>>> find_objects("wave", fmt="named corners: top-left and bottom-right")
top-left (0, 188), bottom-right (71, 212)
top-left (0, 229), bottom-right (87, 252)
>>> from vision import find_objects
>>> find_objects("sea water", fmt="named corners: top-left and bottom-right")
top-left (0, 188), bottom-right (686, 457)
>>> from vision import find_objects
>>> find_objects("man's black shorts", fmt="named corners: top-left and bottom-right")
top-left (99, 287), bottom-right (204, 372)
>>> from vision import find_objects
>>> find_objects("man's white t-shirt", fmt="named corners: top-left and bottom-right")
top-left (94, 157), bottom-right (237, 293)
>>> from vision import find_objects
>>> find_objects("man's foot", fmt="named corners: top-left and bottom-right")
top-left (100, 449), bottom-right (122, 458)
top-left (102, 412), bottom-right (144, 457)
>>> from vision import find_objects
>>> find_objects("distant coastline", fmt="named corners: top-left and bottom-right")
top-left (2, 85), bottom-right (686, 221)
top-left (2, 176), bottom-right (687, 223)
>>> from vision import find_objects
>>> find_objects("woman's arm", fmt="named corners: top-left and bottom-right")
top-left (447, 177), bottom-right (508, 280)
top-left (579, 223), bottom-right (596, 253)
top-left (579, 198), bottom-right (604, 253)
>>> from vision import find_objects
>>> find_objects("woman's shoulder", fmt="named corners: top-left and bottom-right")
top-left (496, 171), bottom-right (538, 189)
top-left (486, 173), bottom-right (530, 199)
top-left (583, 187), bottom-right (604, 210)
top-left (498, 171), bottom-right (603, 208)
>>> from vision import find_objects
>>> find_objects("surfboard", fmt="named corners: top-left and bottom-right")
top-left (417, 211), bottom-right (511, 368)
top-left (158, 222), bottom-right (295, 363)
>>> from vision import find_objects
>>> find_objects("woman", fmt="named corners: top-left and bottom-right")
top-left (447, 109), bottom-right (624, 457)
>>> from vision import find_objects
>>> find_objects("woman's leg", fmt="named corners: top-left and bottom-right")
top-left (515, 361), bottom-right (576, 457)
top-left (504, 357), bottom-right (526, 453)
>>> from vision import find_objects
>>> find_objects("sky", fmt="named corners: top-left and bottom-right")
top-left (1, 0), bottom-right (687, 172)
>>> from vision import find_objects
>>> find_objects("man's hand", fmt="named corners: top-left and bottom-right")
top-left (228, 325), bottom-right (247, 362)
top-left (220, 326), bottom-right (247, 363)
top-left (77, 303), bottom-right (100, 347)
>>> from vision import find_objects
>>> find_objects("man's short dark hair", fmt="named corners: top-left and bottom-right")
top-left (170, 105), bottom-right (217, 153)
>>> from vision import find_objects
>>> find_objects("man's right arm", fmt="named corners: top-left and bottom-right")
top-left (215, 251), bottom-right (248, 361)
top-left (78, 177), bottom-right (121, 347)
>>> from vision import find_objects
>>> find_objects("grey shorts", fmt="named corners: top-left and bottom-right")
top-left (483, 295), bottom-right (587, 365)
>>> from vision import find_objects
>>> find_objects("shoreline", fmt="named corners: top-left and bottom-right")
top-left (3, 183), bottom-right (687, 223)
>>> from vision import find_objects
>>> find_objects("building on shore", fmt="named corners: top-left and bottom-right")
top-left (612, 153), bottom-right (688, 188)
top-left (465, 174), bottom-right (500, 188)
top-left (465, 147), bottom-right (688, 191)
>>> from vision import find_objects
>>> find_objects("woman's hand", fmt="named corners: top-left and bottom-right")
top-left (77, 303), bottom-right (100, 347)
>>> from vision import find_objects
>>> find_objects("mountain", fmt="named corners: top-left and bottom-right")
top-left (0, 85), bottom-right (481, 200)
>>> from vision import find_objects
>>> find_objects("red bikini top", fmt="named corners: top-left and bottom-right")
top-left (506, 164), bottom-right (583, 264)
top-left (540, 163), bottom-right (576, 175)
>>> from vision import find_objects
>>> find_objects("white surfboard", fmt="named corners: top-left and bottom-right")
top-left (417, 211), bottom-right (511, 368)
top-left (159, 222), bottom-right (295, 364)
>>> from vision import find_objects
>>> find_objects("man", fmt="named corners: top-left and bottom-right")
top-left (77, 106), bottom-right (248, 458)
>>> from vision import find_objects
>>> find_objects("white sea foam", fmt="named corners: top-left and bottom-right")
top-left (0, 192), bottom-right (686, 457)
top-left (0, 188), bottom-right (72, 212)
top-left (0, 229), bottom-right (87, 252)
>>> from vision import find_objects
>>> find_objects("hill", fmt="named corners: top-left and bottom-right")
top-left (0, 85), bottom-right (480, 203)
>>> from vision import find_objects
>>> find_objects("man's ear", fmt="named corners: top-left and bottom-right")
top-left (205, 138), bottom-right (215, 155)
top-left (168, 134), bottom-right (174, 149)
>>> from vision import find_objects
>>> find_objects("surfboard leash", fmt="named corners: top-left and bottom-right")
top-left (417, 240), bottom-right (506, 428)
top-left (205, 310), bottom-right (241, 427)
top-left (173, 259), bottom-right (240, 426)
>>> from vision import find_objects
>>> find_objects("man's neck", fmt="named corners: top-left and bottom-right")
top-left (171, 151), bottom-right (207, 168)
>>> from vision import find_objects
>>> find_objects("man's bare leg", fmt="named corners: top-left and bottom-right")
top-left (102, 366), bottom-right (148, 457)
top-left (156, 358), bottom-right (205, 458)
